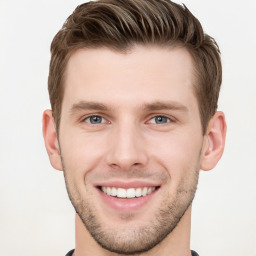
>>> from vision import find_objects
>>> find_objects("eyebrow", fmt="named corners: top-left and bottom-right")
top-left (70, 101), bottom-right (110, 113)
top-left (142, 101), bottom-right (188, 112)
top-left (70, 100), bottom-right (188, 114)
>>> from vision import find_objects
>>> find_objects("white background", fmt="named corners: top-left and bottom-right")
top-left (0, 0), bottom-right (255, 255)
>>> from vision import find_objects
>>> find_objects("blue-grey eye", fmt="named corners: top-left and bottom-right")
top-left (149, 116), bottom-right (170, 124)
top-left (85, 116), bottom-right (106, 124)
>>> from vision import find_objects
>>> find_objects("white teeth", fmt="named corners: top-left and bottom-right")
top-left (127, 188), bottom-right (136, 198)
top-left (135, 188), bottom-right (142, 197)
top-left (142, 187), bottom-right (147, 196)
top-left (107, 187), bottom-right (111, 196)
top-left (147, 187), bottom-right (155, 194)
top-left (101, 186), bottom-right (156, 198)
top-left (117, 188), bottom-right (126, 198)
top-left (111, 187), bottom-right (117, 196)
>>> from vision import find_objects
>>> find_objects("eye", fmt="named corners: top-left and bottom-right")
top-left (148, 115), bottom-right (171, 124)
top-left (84, 115), bottom-right (107, 124)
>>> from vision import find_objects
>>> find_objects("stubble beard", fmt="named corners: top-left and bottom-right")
top-left (63, 162), bottom-right (200, 255)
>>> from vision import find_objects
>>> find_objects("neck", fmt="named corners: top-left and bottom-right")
top-left (74, 206), bottom-right (192, 256)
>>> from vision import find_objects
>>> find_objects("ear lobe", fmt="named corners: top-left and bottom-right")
top-left (42, 110), bottom-right (63, 171)
top-left (200, 111), bottom-right (227, 171)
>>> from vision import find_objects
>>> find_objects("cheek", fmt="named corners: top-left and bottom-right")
top-left (59, 130), bottom-right (108, 180)
top-left (147, 130), bottom-right (202, 180)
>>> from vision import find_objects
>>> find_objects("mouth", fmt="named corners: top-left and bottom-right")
top-left (99, 186), bottom-right (159, 199)
top-left (95, 183), bottom-right (160, 212)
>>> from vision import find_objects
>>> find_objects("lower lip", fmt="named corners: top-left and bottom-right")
top-left (97, 188), bottom-right (159, 212)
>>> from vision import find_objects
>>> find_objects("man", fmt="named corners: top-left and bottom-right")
top-left (43, 0), bottom-right (226, 255)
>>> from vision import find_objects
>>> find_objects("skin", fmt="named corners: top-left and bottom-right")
top-left (43, 45), bottom-right (226, 256)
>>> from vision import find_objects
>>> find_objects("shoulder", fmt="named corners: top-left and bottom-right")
top-left (65, 249), bottom-right (75, 256)
top-left (191, 250), bottom-right (200, 256)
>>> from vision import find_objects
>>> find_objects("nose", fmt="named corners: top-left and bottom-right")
top-left (106, 123), bottom-right (148, 171)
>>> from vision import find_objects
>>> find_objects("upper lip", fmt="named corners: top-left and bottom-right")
top-left (95, 180), bottom-right (161, 189)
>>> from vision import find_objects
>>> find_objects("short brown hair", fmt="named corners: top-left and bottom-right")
top-left (48, 0), bottom-right (222, 134)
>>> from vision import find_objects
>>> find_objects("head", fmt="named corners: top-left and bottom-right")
top-left (43, 0), bottom-right (226, 255)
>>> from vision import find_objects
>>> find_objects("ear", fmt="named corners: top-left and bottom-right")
top-left (42, 110), bottom-right (63, 171)
top-left (200, 111), bottom-right (227, 171)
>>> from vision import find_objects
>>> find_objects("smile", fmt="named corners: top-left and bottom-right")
top-left (101, 186), bottom-right (157, 198)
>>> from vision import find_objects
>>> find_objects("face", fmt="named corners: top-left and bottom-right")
top-left (58, 45), bottom-right (205, 254)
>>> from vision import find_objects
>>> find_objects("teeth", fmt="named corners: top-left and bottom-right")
top-left (147, 187), bottom-right (155, 194)
top-left (111, 187), bottom-right (117, 196)
top-left (117, 188), bottom-right (126, 198)
top-left (101, 186), bottom-right (156, 198)
top-left (135, 188), bottom-right (142, 197)
top-left (127, 188), bottom-right (136, 198)
top-left (142, 187), bottom-right (147, 196)
top-left (107, 187), bottom-right (111, 196)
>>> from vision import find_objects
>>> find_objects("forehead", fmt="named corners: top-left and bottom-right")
top-left (63, 45), bottom-right (197, 111)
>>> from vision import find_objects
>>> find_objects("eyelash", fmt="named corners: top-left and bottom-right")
top-left (83, 115), bottom-right (108, 125)
top-left (82, 114), bottom-right (174, 125)
top-left (148, 115), bottom-right (172, 124)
